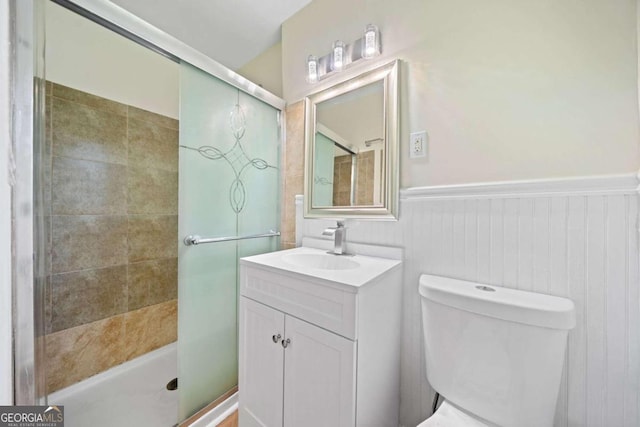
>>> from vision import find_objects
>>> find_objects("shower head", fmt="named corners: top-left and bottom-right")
top-left (364, 137), bottom-right (384, 148)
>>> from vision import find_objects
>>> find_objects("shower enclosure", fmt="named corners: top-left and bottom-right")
top-left (10, 0), bottom-right (284, 425)
top-left (178, 62), bottom-right (281, 420)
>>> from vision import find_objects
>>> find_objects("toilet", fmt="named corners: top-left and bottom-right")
top-left (418, 274), bottom-right (576, 427)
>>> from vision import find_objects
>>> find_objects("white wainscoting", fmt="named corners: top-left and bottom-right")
top-left (296, 174), bottom-right (640, 427)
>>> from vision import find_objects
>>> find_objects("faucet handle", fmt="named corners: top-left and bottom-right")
top-left (324, 221), bottom-right (345, 235)
top-left (322, 227), bottom-right (336, 236)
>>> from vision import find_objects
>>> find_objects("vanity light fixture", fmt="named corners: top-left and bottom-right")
top-left (362, 24), bottom-right (380, 59)
top-left (306, 24), bottom-right (381, 83)
top-left (307, 55), bottom-right (319, 83)
top-left (332, 40), bottom-right (345, 71)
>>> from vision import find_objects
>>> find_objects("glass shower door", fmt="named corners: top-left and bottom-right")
top-left (178, 62), bottom-right (280, 421)
top-left (313, 132), bottom-right (336, 206)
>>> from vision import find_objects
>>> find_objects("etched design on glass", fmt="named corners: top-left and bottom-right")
top-left (314, 176), bottom-right (333, 186)
top-left (230, 104), bottom-right (246, 139)
top-left (180, 91), bottom-right (277, 213)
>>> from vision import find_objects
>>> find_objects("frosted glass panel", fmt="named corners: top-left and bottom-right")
top-left (313, 132), bottom-right (335, 206)
top-left (178, 63), bottom-right (280, 421)
top-left (237, 90), bottom-right (281, 258)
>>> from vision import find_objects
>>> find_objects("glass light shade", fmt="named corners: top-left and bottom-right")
top-left (307, 55), bottom-right (319, 83)
top-left (332, 40), bottom-right (345, 71)
top-left (362, 24), bottom-right (379, 59)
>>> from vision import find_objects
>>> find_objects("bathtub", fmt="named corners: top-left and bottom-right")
top-left (49, 342), bottom-right (178, 427)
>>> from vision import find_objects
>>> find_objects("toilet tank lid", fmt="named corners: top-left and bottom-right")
top-left (419, 274), bottom-right (576, 330)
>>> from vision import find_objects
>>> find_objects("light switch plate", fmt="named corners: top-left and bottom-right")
top-left (409, 131), bottom-right (427, 158)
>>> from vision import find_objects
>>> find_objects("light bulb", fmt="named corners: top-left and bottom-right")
top-left (362, 24), bottom-right (379, 59)
top-left (307, 55), bottom-right (318, 83)
top-left (332, 40), bottom-right (345, 71)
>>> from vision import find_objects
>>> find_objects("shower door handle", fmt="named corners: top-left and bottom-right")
top-left (272, 334), bottom-right (281, 344)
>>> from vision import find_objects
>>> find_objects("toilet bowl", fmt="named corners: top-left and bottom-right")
top-left (418, 401), bottom-right (492, 427)
top-left (418, 274), bottom-right (575, 427)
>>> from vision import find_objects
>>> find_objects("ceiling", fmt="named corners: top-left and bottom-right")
top-left (110, 0), bottom-right (312, 70)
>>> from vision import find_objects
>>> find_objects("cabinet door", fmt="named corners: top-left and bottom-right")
top-left (239, 298), bottom-right (285, 427)
top-left (283, 316), bottom-right (356, 427)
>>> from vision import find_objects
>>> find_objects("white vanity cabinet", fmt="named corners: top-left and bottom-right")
top-left (238, 247), bottom-right (402, 427)
top-left (240, 298), bottom-right (356, 427)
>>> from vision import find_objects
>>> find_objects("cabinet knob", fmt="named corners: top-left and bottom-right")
top-left (281, 338), bottom-right (291, 348)
top-left (272, 334), bottom-right (282, 344)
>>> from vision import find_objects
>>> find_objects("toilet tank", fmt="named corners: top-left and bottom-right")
top-left (419, 274), bottom-right (575, 427)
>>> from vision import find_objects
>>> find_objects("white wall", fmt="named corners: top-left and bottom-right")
top-left (46, 1), bottom-right (179, 118)
top-left (0, 0), bottom-right (13, 406)
top-left (282, 0), bottom-right (640, 187)
top-left (298, 176), bottom-right (640, 427)
top-left (237, 41), bottom-right (283, 98)
top-left (286, 9), bottom-right (640, 424)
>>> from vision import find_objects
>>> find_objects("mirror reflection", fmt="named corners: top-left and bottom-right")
top-left (312, 80), bottom-right (384, 208)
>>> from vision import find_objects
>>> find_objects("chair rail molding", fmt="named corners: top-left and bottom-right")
top-left (400, 173), bottom-right (640, 201)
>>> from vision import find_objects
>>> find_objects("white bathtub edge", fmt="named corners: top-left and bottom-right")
top-left (48, 341), bottom-right (177, 402)
top-left (190, 392), bottom-right (238, 427)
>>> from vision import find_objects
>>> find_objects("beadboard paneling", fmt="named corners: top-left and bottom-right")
top-left (297, 178), bottom-right (640, 427)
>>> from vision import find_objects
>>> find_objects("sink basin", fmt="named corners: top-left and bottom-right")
top-left (282, 253), bottom-right (360, 270)
top-left (240, 243), bottom-right (402, 288)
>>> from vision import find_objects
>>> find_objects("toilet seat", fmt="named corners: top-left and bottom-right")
top-left (417, 401), bottom-right (491, 427)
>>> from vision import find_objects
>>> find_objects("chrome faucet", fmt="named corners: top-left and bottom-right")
top-left (322, 221), bottom-right (347, 255)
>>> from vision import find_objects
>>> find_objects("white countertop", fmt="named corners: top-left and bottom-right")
top-left (240, 246), bottom-right (402, 289)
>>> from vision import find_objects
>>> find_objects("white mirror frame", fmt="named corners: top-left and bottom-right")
top-left (303, 59), bottom-right (399, 220)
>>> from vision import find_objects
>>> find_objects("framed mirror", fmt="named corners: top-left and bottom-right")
top-left (303, 60), bottom-right (399, 219)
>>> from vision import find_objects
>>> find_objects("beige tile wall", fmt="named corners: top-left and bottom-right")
top-left (332, 154), bottom-right (352, 206)
top-left (281, 101), bottom-right (305, 249)
top-left (45, 82), bottom-right (178, 393)
top-left (332, 151), bottom-right (375, 206)
top-left (355, 151), bottom-right (374, 205)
